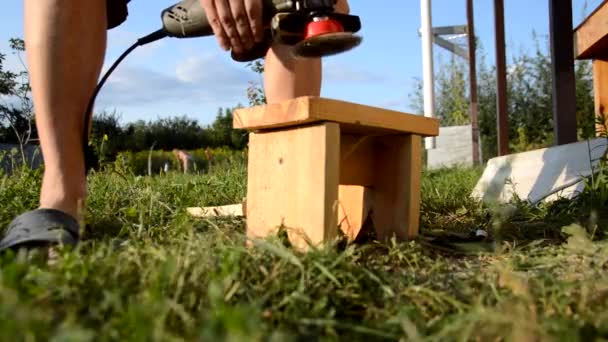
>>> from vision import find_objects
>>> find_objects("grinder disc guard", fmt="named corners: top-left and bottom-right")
top-left (292, 32), bottom-right (362, 58)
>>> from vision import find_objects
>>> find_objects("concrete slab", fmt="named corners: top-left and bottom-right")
top-left (471, 138), bottom-right (608, 204)
top-left (427, 125), bottom-right (480, 169)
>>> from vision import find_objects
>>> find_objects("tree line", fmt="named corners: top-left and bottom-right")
top-left (89, 109), bottom-right (248, 161)
top-left (0, 38), bottom-right (253, 164)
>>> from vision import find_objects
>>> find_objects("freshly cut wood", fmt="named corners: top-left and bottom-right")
top-left (233, 96), bottom-right (439, 137)
top-left (187, 202), bottom-right (245, 218)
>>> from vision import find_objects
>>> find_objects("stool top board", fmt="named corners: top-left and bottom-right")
top-left (574, 0), bottom-right (608, 60)
top-left (233, 96), bottom-right (439, 137)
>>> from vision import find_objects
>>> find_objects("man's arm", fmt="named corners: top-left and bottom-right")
top-left (263, 0), bottom-right (350, 103)
top-left (198, 0), bottom-right (351, 103)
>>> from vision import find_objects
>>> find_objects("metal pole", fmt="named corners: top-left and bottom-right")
top-left (494, 0), bottom-right (509, 156)
top-left (421, 0), bottom-right (436, 149)
top-left (467, 0), bottom-right (480, 164)
top-left (549, 0), bottom-right (577, 145)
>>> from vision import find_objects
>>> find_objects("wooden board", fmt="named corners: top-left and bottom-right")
top-left (337, 185), bottom-right (372, 241)
top-left (574, 0), bottom-right (608, 61)
top-left (233, 96), bottom-right (439, 137)
top-left (187, 201), bottom-right (245, 218)
top-left (595, 60), bottom-right (608, 135)
top-left (340, 134), bottom-right (376, 186)
top-left (245, 122), bottom-right (340, 251)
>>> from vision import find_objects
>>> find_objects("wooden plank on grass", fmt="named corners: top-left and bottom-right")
top-left (187, 201), bottom-right (245, 218)
top-left (233, 96), bottom-right (439, 137)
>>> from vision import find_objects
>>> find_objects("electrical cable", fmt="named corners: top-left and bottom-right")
top-left (82, 29), bottom-right (167, 174)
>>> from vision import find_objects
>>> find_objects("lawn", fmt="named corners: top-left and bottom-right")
top-left (1, 159), bottom-right (608, 341)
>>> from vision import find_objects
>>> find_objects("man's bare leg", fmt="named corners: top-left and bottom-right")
top-left (24, 0), bottom-right (107, 221)
top-left (263, 0), bottom-right (349, 102)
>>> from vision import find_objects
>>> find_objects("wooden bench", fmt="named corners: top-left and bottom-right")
top-left (574, 0), bottom-right (608, 135)
top-left (233, 96), bottom-right (439, 250)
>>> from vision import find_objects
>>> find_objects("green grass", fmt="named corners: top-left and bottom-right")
top-left (2, 161), bottom-right (608, 341)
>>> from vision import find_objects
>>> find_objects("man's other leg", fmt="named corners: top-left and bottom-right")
top-left (24, 0), bottom-right (108, 221)
top-left (263, 0), bottom-right (350, 102)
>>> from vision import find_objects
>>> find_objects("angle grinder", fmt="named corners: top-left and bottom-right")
top-left (160, 0), bottom-right (362, 61)
top-left (83, 0), bottom-right (363, 172)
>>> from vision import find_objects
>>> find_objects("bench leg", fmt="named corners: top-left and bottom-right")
top-left (371, 135), bottom-right (423, 241)
top-left (595, 60), bottom-right (608, 136)
top-left (246, 122), bottom-right (341, 251)
top-left (338, 185), bottom-right (373, 241)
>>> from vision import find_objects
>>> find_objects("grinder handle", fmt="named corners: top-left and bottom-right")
top-left (161, 0), bottom-right (214, 38)
top-left (161, 0), bottom-right (282, 38)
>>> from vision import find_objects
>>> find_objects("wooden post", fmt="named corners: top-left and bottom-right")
top-left (467, 0), bottom-right (480, 164)
top-left (494, 0), bottom-right (509, 156)
top-left (549, 0), bottom-right (578, 145)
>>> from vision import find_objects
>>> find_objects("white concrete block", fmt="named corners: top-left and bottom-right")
top-left (427, 125), bottom-right (478, 169)
top-left (471, 138), bottom-right (608, 204)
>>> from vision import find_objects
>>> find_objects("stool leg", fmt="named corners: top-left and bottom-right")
top-left (371, 135), bottom-right (423, 241)
top-left (338, 185), bottom-right (373, 241)
top-left (594, 60), bottom-right (608, 136)
top-left (246, 122), bottom-right (340, 251)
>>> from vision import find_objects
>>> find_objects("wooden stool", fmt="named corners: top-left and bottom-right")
top-left (233, 96), bottom-right (439, 250)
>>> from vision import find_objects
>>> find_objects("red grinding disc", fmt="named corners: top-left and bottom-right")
top-left (305, 18), bottom-right (345, 39)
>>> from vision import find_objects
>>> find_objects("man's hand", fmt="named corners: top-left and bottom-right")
top-left (200, 0), bottom-right (265, 54)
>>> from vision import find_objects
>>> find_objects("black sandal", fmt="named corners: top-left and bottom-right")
top-left (0, 209), bottom-right (80, 252)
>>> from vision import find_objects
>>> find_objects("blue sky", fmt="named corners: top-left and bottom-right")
top-left (0, 0), bottom-right (602, 125)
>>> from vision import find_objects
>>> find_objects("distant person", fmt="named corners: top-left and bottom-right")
top-left (205, 147), bottom-right (213, 172)
top-left (205, 147), bottom-right (213, 162)
top-left (0, 0), bottom-right (350, 253)
top-left (172, 149), bottom-right (194, 174)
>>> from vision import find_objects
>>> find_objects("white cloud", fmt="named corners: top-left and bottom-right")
top-left (96, 53), bottom-right (255, 108)
top-left (175, 54), bottom-right (251, 84)
top-left (107, 29), bottom-right (141, 47)
top-left (105, 28), bottom-right (170, 65)
top-left (323, 61), bottom-right (386, 83)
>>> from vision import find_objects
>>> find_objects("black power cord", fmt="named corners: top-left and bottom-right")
top-left (83, 29), bottom-right (167, 174)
